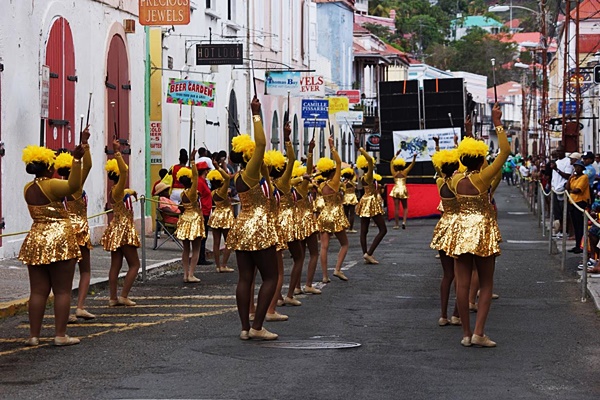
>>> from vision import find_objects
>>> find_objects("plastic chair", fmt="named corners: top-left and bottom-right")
top-left (153, 198), bottom-right (183, 250)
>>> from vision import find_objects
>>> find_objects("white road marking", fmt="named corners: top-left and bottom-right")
top-left (506, 240), bottom-right (547, 244)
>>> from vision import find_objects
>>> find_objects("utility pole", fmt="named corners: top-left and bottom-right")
top-left (575, 0), bottom-right (581, 149)
top-left (561, 0), bottom-right (571, 139)
top-left (540, 0), bottom-right (548, 156)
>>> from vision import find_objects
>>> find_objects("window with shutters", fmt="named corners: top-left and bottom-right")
top-left (45, 17), bottom-right (76, 150)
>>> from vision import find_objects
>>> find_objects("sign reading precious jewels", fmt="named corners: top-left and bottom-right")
top-left (139, 0), bottom-right (191, 26)
top-left (265, 71), bottom-right (301, 96)
top-left (299, 75), bottom-right (325, 97)
top-left (196, 44), bottom-right (243, 65)
top-left (167, 79), bottom-right (215, 107)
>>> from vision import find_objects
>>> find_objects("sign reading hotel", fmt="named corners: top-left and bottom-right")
top-left (265, 71), bottom-right (301, 96)
top-left (196, 44), bottom-right (243, 65)
top-left (139, 0), bottom-right (191, 26)
top-left (167, 79), bottom-right (215, 107)
top-left (299, 75), bottom-right (325, 97)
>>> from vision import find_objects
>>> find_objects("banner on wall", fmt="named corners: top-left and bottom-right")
top-left (167, 79), bottom-right (215, 107)
top-left (299, 75), bottom-right (325, 97)
top-left (150, 121), bottom-right (162, 165)
top-left (265, 71), bottom-right (301, 96)
top-left (392, 128), bottom-right (456, 162)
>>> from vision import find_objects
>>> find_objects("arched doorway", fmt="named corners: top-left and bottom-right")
top-left (271, 111), bottom-right (280, 149)
top-left (293, 114), bottom-right (299, 156)
top-left (45, 17), bottom-right (76, 150)
top-left (106, 33), bottom-right (130, 199)
top-left (227, 89), bottom-right (239, 153)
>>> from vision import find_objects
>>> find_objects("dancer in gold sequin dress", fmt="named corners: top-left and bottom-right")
top-left (174, 149), bottom-right (205, 283)
top-left (317, 136), bottom-right (350, 282)
top-left (55, 128), bottom-right (95, 321)
top-left (342, 168), bottom-right (358, 233)
top-left (101, 139), bottom-right (141, 307)
top-left (19, 143), bottom-right (85, 347)
top-left (429, 144), bottom-right (461, 327)
top-left (355, 147), bottom-right (387, 264)
top-left (389, 152), bottom-right (417, 229)
top-left (227, 97), bottom-right (279, 340)
top-left (443, 104), bottom-right (509, 348)
top-left (207, 167), bottom-right (234, 273)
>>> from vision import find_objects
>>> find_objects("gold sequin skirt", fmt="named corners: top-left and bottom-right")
top-left (318, 204), bottom-right (349, 233)
top-left (208, 206), bottom-right (234, 230)
top-left (389, 185), bottom-right (408, 199)
top-left (314, 196), bottom-right (325, 214)
top-left (19, 221), bottom-right (82, 265)
top-left (175, 209), bottom-right (206, 241)
top-left (430, 213), bottom-right (458, 251)
top-left (295, 199), bottom-right (319, 240)
top-left (227, 212), bottom-right (279, 252)
top-left (101, 215), bottom-right (141, 251)
top-left (343, 193), bottom-right (358, 205)
top-left (69, 214), bottom-right (93, 249)
top-left (276, 206), bottom-right (297, 249)
top-left (440, 214), bottom-right (502, 258)
top-left (356, 194), bottom-right (384, 218)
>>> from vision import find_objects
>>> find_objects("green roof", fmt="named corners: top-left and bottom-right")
top-left (452, 16), bottom-right (503, 28)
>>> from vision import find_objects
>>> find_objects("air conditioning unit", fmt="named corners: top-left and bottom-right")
top-left (124, 19), bottom-right (136, 34)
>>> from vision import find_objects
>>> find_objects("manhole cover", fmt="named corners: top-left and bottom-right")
top-left (256, 340), bottom-right (361, 349)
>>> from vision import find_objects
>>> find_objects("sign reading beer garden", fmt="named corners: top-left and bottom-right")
top-left (167, 79), bottom-right (216, 107)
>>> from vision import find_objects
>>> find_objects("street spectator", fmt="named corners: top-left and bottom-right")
top-left (502, 157), bottom-right (514, 185)
top-left (198, 147), bottom-right (215, 170)
top-left (196, 161), bottom-right (213, 265)
top-left (155, 182), bottom-right (181, 225)
top-left (151, 168), bottom-right (168, 196)
top-left (582, 152), bottom-right (597, 191)
top-left (169, 149), bottom-right (189, 203)
top-left (594, 154), bottom-right (600, 175)
top-left (565, 160), bottom-right (590, 254)
top-left (550, 147), bottom-right (574, 237)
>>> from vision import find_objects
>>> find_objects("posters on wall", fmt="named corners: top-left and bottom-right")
top-left (167, 79), bottom-right (215, 107)
top-left (392, 128), bottom-right (456, 162)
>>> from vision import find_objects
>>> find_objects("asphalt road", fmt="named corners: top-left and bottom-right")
top-left (1, 184), bottom-right (599, 400)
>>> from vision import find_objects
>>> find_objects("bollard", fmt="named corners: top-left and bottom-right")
top-left (561, 193), bottom-right (568, 271)
top-left (549, 191), bottom-right (554, 253)
top-left (539, 185), bottom-right (543, 230)
top-left (140, 196), bottom-right (147, 282)
top-left (581, 212), bottom-right (588, 303)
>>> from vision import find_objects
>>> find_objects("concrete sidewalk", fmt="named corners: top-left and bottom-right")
top-left (0, 234), bottom-right (206, 318)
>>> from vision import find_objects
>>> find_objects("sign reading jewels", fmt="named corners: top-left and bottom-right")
top-left (167, 79), bottom-right (216, 107)
top-left (150, 121), bottom-right (163, 165)
top-left (265, 71), bottom-right (301, 96)
top-left (196, 44), bottom-right (244, 65)
top-left (138, 0), bottom-right (191, 26)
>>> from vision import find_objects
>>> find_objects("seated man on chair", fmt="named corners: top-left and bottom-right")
top-left (155, 182), bottom-right (180, 224)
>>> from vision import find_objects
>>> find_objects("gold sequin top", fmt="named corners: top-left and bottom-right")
top-left (101, 153), bottom-right (141, 251)
top-left (430, 178), bottom-right (460, 251)
top-left (356, 180), bottom-right (384, 217)
top-left (19, 172), bottom-right (83, 265)
top-left (389, 177), bottom-right (408, 199)
top-left (227, 179), bottom-right (279, 251)
top-left (318, 182), bottom-right (349, 233)
top-left (343, 181), bottom-right (358, 205)
top-left (208, 192), bottom-right (235, 229)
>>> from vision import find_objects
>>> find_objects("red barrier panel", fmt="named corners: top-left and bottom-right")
top-left (385, 183), bottom-right (441, 220)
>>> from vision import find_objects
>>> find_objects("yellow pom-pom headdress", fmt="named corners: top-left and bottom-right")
top-left (22, 145), bottom-right (55, 167)
top-left (356, 155), bottom-right (369, 170)
top-left (373, 173), bottom-right (382, 181)
top-left (54, 152), bottom-right (74, 170)
top-left (341, 167), bottom-right (355, 178)
top-left (231, 134), bottom-right (256, 161)
top-left (316, 157), bottom-right (335, 173)
top-left (392, 157), bottom-right (406, 168)
top-left (176, 167), bottom-right (193, 181)
top-left (105, 159), bottom-right (120, 176)
top-left (431, 149), bottom-right (460, 169)
top-left (292, 160), bottom-right (307, 178)
top-left (263, 150), bottom-right (286, 170)
top-left (207, 170), bottom-right (224, 182)
top-left (457, 137), bottom-right (488, 158)
top-left (313, 174), bottom-right (326, 184)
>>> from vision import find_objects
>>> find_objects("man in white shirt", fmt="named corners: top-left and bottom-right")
top-left (551, 147), bottom-right (575, 236)
top-left (593, 153), bottom-right (600, 175)
top-left (197, 147), bottom-right (215, 170)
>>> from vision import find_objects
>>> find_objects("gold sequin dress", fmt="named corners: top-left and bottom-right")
top-left (19, 182), bottom-right (81, 265)
top-left (430, 181), bottom-right (460, 251)
top-left (276, 189), bottom-right (297, 245)
top-left (175, 192), bottom-right (206, 241)
top-left (343, 182), bottom-right (358, 205)
top-left (227, 180), bottom-right (279, 251)
top-left (318, 183), bottom-right (349, 233)
top-left (389, 177), bottom-right (408, 199)
top-left (101, 192), bottom-right (141, 251)
top-left (356, 181), bottom-right (384, 218)
top-left (440, 191), bottom-right (502, 258)
top-left (208, 192), bottom-right (235, 230)
top-left (295, 196), bottom-right (319, 240)
top-left (65, 195), bottom-right (93, 249)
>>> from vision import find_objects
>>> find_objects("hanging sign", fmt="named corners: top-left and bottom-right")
top-left (304, 119), bottom-right (327, 128)
top-left (299, 75), bottom-right (325, 97)
top-left (392, 128), bottom-right (455, 162)
top-left (41, 65), bottom-right (50, 119)
top-left (150, 121), bottom-right (163, 165)
top-left (196, 44), bottom-right (243, 65)
top-left (138, 0), bottom-right (191, 26)
top-left (327, 96), bottom-right (349, 115)
top-left (265, 71), bottom-right (301, 96)
top-left (336, 90), bottom-right (361, 104)
top-left (166, 79), bottom-right (215, 107)
top-left (336, 111), bottom-right (364, 125)
top-left (366, 133), bottom-right (381, 152)
top-left (301, 99), bottom-right (329, 119)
